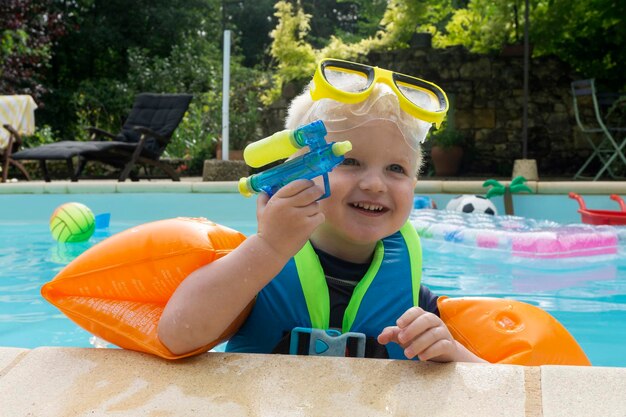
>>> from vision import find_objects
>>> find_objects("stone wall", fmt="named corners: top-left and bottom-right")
top-left (370, 45), bottom-right (584, 177)
top-left (263, 43), bottom-right (591, 178)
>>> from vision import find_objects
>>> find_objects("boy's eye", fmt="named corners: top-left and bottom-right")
top-left (341, 158), bottom-right (359, 166)
top-left (388, 164), bottom-right (406, 174)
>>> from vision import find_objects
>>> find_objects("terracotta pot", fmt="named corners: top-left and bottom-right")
top-left (430, 145), bottom-right (463, 176)
top-left (216, 149), bottom-right (244, 160)
top-left (215, 139), bottom-right (245, 160)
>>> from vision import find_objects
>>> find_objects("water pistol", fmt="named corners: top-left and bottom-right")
top-left (238, 120), bottom-right (352, 199)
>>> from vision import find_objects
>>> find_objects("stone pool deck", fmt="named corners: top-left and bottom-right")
top-left (1, 347), bottom-right (625, 416)
top-left (2, 178), bottom-right (626, 194)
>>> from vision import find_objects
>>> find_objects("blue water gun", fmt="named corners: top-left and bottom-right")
top-left (238, 120), bottom-right (352, 199)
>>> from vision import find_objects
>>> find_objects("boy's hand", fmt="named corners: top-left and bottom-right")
top-left (256, 179), bottom-right (325, 260)
top-left (377, 307), bottom-right (460, 363)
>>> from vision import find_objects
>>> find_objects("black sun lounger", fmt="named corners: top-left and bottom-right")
top-left (13, 93), bottom-right (193, 182)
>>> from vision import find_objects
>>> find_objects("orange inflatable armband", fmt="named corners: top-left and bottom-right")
top-left (439, 296), bottom-right (591, 366)
top-left (42, 217), bottom-right (249, 360)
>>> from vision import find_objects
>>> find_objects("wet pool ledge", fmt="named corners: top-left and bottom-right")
top-left (0, 347), bottom-right (625, 416)
top-left (1, 179), bottom-right (626, 194)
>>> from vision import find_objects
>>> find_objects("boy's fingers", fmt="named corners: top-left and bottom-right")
top-left (274, 179), bottom-right (316, 199)
top-left (256, 192), bottom-right (270, 219)
top-left (397, 313), bottom-right (439, 344)
top-left (414, 339), bottom-right (454, 362)
top-left (300, 201), bottom-right (320, 217)
top-left (396, 306), bottom-right (426, 328)
top-left (276, 180), bottom-right (325, 206)
top-left (402, 326), bottom-right (444, 357)
top-left (293, 185), bottom-right (326, 208)
top-left (256, 192), bottom-right (270, 207)
top-left (377, 326), bottom-right (401, 345)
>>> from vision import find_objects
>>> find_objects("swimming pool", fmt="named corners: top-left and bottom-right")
top-left (0, 192), bottom-right (624, 367)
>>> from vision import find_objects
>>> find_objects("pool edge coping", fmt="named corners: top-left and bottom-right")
top-left (1, 180), bottom-right (626, 194)
top-left (1, 347), bottom-right (625, 416)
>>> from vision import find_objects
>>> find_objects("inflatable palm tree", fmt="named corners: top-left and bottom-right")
top-left (482, 176), bottom-right (533, 215)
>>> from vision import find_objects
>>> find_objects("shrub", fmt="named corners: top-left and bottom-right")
top-left (428, 123), bottom-right (466, 148)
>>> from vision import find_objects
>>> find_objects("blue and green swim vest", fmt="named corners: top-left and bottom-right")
top-left (226, 222), bottom-right (422, 359)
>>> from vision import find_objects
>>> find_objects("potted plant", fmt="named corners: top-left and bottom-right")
top-left (428, 124), bottom-right (466, 177)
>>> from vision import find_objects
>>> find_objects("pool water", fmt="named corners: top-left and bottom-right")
top-left (0, 193), bottom-right (625, 367)
top-left (0, 193), bottom-right (258, 349)
top-left (421, 240), bottom-right (626, 367)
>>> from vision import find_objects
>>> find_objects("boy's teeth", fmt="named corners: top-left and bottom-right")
top-left (354, 202), bottom-right (383, 211)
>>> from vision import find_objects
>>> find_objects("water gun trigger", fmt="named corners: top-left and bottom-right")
top-left (320, 173), bottom-right (331, 200)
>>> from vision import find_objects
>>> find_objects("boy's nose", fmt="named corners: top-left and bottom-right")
top-left (359, 171), bottom-right (387, 193)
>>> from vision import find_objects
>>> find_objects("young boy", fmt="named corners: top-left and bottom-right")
top-left (158, 59), bottom-right (485, 363)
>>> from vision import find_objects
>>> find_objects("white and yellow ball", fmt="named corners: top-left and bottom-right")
top-left (50, 202), bottom-right (96, 243)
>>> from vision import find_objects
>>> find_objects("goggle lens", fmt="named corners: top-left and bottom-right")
top-left (395, 81), bottom-right (442, 112)
top-left (322, 66), bottom-right (370, 93)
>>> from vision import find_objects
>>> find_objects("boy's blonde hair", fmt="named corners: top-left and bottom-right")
top-left (285, 80), bottom-right (435, 173)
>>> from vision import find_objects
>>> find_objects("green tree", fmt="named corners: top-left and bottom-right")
top-left (0, 0), bottom-right (70, 100)
top-left (225, 0), bottom-right (277, 67)
top-left (124, 36), bottom-right (265, 161)
top-left (222, 0), bottom-right (386, 68)
top-left (50, 0), bottom-right (221, 85)
top-left (266, 0), bottom-right (434, 103)
top-left (434, 0), bottom-right (626, 89)
top-left (335, 0), bottom-right (388, 43)
top-left (532, 0), bottom-right (625, 89)
top-left (430, 0), bottom-right (525, 52)
top-left (41, 0), bottom-right (223, 137)
top-left (298, 0), bottom-right (387, 47)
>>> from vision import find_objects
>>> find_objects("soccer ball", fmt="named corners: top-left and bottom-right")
top-left (446, 194), bottom-right (497, 215)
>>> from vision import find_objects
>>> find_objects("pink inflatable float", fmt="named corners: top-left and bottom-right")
top-left (410, 209), bottom-right (621, 259)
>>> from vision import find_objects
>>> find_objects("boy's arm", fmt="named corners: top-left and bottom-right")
top-left (377, 307), bottom-right (488, 363)
top-left (158, 180), bottom-right (325, 355)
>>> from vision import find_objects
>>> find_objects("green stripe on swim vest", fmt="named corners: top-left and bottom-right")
top-left (293, 222), bottom-right (421, 332)
top-left (342, 240), bottom-right (384, 332)
top-left (399, 221), bottom-right (422, 307)
top-left (294, 241), bottom-right (329, 329)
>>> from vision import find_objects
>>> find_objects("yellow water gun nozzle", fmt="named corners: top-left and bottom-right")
top-left (332, 141), bottom-right (352, 156)
top-left (238, 177), bottom-right (253, 198)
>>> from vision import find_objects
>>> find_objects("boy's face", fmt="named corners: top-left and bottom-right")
top-left (312, 119), bottom-right (418, 252)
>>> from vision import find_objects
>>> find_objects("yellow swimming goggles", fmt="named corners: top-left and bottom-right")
top-left (310, 58), bottom-right (449, 128)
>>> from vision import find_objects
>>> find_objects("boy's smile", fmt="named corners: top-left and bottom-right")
top-left (310, 119), bottom-right (419, 263)
top-left (350, 201), bottom-right (388, 215)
